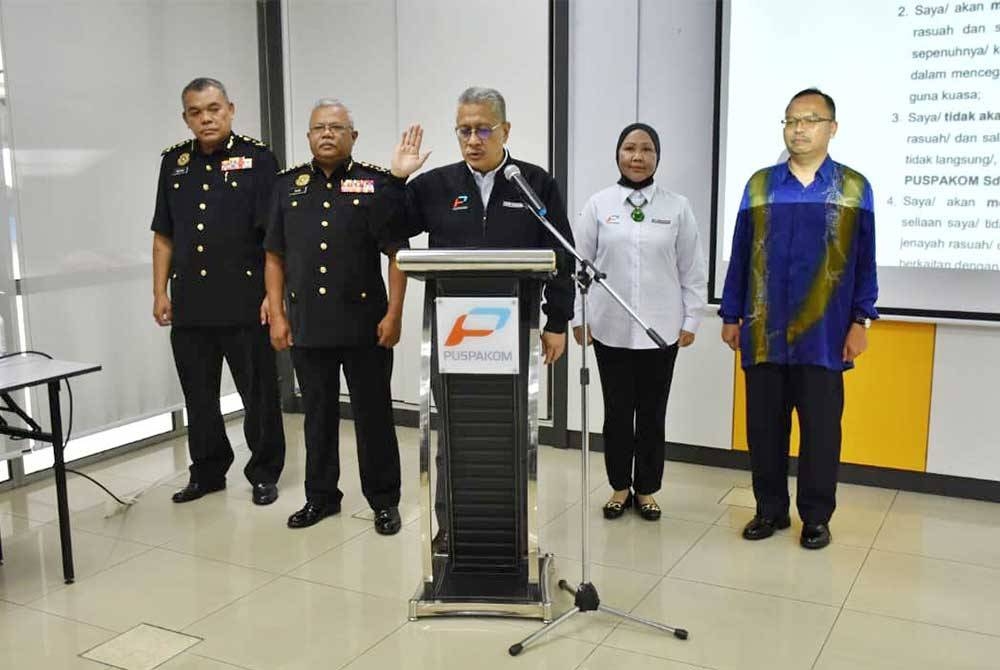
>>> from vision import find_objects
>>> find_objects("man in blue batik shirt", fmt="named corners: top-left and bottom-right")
top-left (720, 88), bottom-right (878, 550)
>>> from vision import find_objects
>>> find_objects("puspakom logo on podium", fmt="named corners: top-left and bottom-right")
top-left (436, 297), bottom-right (520, 374)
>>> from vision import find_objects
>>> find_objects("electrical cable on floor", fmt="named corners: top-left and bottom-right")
top-left (2, 349), bottom-right (132, 508)
top-left (64, 468), bottom-right (131, 506)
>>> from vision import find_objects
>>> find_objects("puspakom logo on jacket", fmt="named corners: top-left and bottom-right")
top-left (444, 307), bottom-right (512, 346)
top-left (451, 195), bottom-right (470, 211)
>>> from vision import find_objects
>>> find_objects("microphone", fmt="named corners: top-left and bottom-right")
top-left (503, 164), bottom-right (547, 217)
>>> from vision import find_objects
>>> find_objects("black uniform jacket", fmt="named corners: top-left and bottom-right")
top-left (264, 158), bottom-right (407, 348)
top-left (151, 132), bottom-right (278, 327)
top-left (403, 154), bottom-right (575, 333)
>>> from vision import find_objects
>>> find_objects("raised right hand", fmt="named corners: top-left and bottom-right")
top-left (391, 124), bottom-right (431, 179)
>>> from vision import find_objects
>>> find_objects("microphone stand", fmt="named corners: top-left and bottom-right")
top-left (507, 186), bottom-right (688, 656)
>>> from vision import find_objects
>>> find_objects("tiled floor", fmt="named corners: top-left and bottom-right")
top-left (2, 414), bottom-right (1000, 669)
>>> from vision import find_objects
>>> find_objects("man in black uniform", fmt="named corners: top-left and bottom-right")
top-left (151, 78), bottom-right (285, 505)
top-left (391, 86), bottom-right (575, 549)
top-left (265, 99), bottom-right (406, 535)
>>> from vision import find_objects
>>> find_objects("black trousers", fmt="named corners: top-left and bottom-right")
top-left (592, 339), bottom-right (680, 495)
top-left (170, 325), bottom-right (285, 487)
top-left (744, 364), bottom-right (844, 524)
top-left (290, 345), bottom-right (401, 510)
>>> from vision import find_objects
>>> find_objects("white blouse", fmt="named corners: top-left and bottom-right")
top-left (571, 183), bottom-right (707, 348)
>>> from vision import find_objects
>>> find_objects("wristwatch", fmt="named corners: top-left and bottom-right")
top-left (853, 316), bottom-right (872, 329)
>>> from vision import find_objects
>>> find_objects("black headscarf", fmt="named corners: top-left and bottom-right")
top-left (616, 122), bottom-right (660, 190)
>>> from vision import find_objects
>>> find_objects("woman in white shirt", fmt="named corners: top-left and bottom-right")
top-left (572, 123), bottom-right (707, 521)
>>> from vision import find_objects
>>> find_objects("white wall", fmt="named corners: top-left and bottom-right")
top-left (0, 0), bottom-right (260, 437)
top-left (927, 324), bottom-right (1000, 480)
top-left (566, 0), bottom-right (733, 450)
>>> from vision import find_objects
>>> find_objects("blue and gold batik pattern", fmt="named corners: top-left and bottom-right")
top-left (720, 156), bottom-right (878, 371)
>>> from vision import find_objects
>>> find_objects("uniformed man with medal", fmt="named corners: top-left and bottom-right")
top-left (150, 77), bottom-right (286, 507)
top-left (264, 99), bottom-right (407, 535)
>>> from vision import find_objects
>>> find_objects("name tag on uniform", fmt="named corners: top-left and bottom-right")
top-left (651, 218), bottom-right (672, 225)
top-left (605, 215), bottom-right (622, 224)
top-left (289, 186), bottom-right (308, 196)
top-left (221, 156), bottom-right (253, 171)
top-left (341, 179), bottom-right (375, 193)
top-left (502, 200), bottom-right (524, 209)
top-left (171, 167), bottom-right (189, 176)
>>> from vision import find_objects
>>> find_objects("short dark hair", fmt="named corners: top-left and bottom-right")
top-left (181, 77), bottom-right (229, 106)
top-left (788, 87), bottom-right (836, 119)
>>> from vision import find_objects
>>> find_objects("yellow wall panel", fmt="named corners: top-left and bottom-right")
top-left (732, 321), bottom-right (935, 472)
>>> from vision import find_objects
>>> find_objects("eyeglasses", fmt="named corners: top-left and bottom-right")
top-left (455, 123), bottom-right (501, 141)
top-left (309, 123), bottom-right (353, 135)
top-left (781, 116), bottom-right (833, 129)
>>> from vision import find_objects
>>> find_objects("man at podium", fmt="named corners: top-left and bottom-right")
top-left (391, 86), bottom-right (574, 363)
top-left (391, 87), bottom-right (576, 552)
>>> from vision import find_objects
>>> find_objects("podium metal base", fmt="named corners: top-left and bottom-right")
top-left (408, 554), bottom-right (555, 622)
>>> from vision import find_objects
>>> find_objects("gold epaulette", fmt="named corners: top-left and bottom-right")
top-left (161, 138), bottom-right (191, 156)
top-left (277, 161), bottom-right (311, 176)
top-left (239, 134), bottom-right (268, 148)
top-left (356, 160), bottom-right (391, 175)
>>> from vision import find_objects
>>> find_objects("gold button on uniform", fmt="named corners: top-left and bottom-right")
top-left (319, 266), bottom-right (327, 274)
top-left (202, 184), bottom-right (209, 191)
top-left (246, 270), bottom-right (252, 277)
top-left (173, 183), bottom-right (179, 189)
top-left (231, 181), bottom-right (238, 188)
top-left (353, 199), bottom-right (360, 205)
top-left (196, 245), bottom-right (204, 252)
top-left (318, 287), bottom-right (327, 295)
top-left (326, 182), bottom-right (332, 189)
top-left (321, 220), bottom-right (329, 227)
top-left (320, 242), bottom-right (328, 250)
top-left (323, 201), bottom-right (331, 208)
top-left (197, 223), bottom-right (205, 231)
top-left (206, 165), bottom-right (212, 171)
top-left (200, 269), bottom-right (207, 277)
top-left (199, 203), bottom-right (206, 210)
top-left (360, 292), bottom-right (367, 299)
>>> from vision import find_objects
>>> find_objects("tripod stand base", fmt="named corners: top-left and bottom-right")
top-left (508, 579), bottom-right (688, 656)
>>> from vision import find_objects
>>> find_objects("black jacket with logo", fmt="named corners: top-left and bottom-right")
top-left (151, 132), bottom-right (278, 327)
top-left (264, 158), bottom-right (407, 348)
top-left (403, 156), bottom-right (575, 333)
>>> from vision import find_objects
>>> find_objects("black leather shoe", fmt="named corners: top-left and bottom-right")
top-left (374, 507), bottom-right (402, 535)
top-left (287, 501), bottom-right (341, 528)
top-left (172, 481), bottom-right (225, 503)
top-left (636, 495), bottom-right (661, 521)
top-left (252, 482), bottom-right (278, 506)
top-left (800, 523), bottom-right (832, 549)
top-left (603, 491), bottom-right (633, 519)
top-left (741, 514), bottom-right (792, 540)
top-left (432, 529), bottom-right (449, 554)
